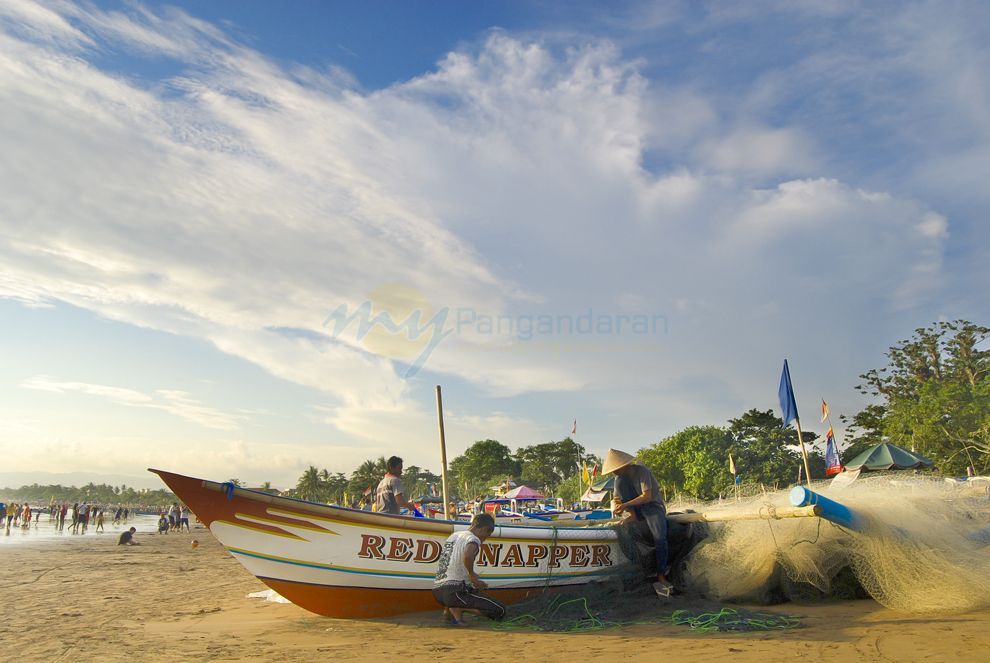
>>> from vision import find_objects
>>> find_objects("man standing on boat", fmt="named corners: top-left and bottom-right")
top-left (374, 456), bottom-right (415, 515)
top-left (605, 448), bottom-right (674, 597)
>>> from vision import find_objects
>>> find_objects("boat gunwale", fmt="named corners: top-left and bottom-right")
top-left (149, 468), bottom-right (618, 537)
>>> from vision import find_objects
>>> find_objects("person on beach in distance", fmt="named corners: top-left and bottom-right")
top-left (117, 527), bottom-right (139, 546)
top-left (432, 513), bottom-right (506, 625)
top-left (374, 456), bottom-right (415, 515)
top-left (604, 448), bottom-right (674, 597)
top-left (79, 502), bottom-right (90, 534)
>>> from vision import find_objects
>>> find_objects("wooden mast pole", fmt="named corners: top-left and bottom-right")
top-left (795, 417), bottom-right (812, 486)
top-left (435, 385), bottom-right (451, 520)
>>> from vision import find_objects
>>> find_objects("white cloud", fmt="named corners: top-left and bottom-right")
top-left (1, 1), bottom-right (981, 476)
top-left (701, 125), bottom-right (818, 179)
top-left (21, 375), bottom-right (242, 430)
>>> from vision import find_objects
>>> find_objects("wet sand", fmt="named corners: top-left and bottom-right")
top-left (2, 530), bottom-right (988, 662)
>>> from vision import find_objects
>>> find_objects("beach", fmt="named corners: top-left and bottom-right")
top-left (1, 527), bottom-right (987, 662)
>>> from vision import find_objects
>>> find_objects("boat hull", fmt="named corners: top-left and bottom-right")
top-left (151, 469), bottom-right (621, 618)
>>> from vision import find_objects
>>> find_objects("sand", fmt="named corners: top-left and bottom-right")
top-left (2, 528), bottom-right (988, 662)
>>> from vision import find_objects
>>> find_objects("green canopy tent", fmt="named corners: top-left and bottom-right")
top-left (579, 476), bottom-right (614, 502)
top-left (845, 442), bottom-right (934, 472)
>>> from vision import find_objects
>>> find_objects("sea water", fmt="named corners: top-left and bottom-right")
top-left (0, 512), bottom-right (188, 545)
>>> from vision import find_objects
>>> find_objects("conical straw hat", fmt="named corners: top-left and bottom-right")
top-left (602, 448), bottom-right (636, 474)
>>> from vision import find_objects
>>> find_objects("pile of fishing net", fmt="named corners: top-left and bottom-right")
top-left (681, 474), bottom-right (990, 614)
top-left (493, 568), bottom-right (801, 633)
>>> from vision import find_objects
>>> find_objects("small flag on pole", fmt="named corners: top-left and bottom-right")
top-left (728, 453), bottom-right (736, 475)
top-left (571, 419), bottom-right (577, 435)
top-left (778, 360), bottom-right (799, 428)
top-left (591, 463), bottom-right (598, 478)
top-left (581, 462), bottom-right (590, 484)
top-left (825, 427), bottom-right (843, 476)
top-left (821, 399), bottom-right (830, 423)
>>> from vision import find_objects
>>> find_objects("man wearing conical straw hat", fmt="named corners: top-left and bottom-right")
top-left (604, 448), bottom-right (673, 597)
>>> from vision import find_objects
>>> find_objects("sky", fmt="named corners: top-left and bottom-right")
top-left (1, 0), bottom-right (988, 490)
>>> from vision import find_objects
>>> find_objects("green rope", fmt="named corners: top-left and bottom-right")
top-left (669, 607), bottom-right (800, 632)
top-left (492, 600), bottom-right (801, 634)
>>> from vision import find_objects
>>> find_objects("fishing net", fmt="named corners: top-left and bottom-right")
top-left (489, 475), bottom-right (988, 631)
top-left (681, 474), bottom-right (990, 614)
top-left (492, 568), bottom-right (801, 633)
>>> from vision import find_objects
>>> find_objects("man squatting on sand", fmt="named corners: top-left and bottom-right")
top-left (605, 448), bottom-right (674, 596)
top-left (432, 513), bottom-right (506, 625)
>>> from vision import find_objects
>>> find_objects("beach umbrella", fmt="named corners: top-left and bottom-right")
top-left (845, 442), bottom-right (934, 472)
top-left (503, 485), bottom-right (545, 499)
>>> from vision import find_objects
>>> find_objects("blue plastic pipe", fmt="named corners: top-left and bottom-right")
top-left (789, 485), bottom-right (861, 531)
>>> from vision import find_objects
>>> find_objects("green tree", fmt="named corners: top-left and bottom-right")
top-left (851, 320), bottom-right (990, 474)
top-left (554, 473), bottom-right (588, 505)
top-left (400, 465), bottom-right (441, 501)
top-left (839, 403), bottom-right (886, 463)
top-left (323, 471), bottom-right (349, 504)
top-left (639, 425), bottom-right (735, 500)
top-left (296, 465), bottom-right (323, 502)
top-left (515, 437), bottom-right (595, 489)
top-left (727, 409), bottom-right (823, 487)
top-left (449, 440), bottom-right (520, 498)
top-left (347, 457), bottom-right (387, 498)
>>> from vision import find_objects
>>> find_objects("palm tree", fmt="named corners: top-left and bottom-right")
top-left (318, 468), bottom-right (332, 502)
top-left (348, 457), bottom-right (387, 497)
top-left (296, 466), bottom-right (322, 502)
top-left (260, 481), bottom-right (274, 494)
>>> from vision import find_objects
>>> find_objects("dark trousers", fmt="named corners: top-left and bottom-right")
top-left (618, 503), bottom-right (669, 579)
top-left (432, 582), bottom-right (506, 620)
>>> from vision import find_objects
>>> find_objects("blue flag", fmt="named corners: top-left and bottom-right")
top-left (778, 360), bottom-right (799, 427)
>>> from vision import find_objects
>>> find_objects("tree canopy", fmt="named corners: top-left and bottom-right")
top-left (515, 437), bottom-right (595, 490)
top-left (449, 439), bottom-right (520, 497)
top-left (847, 320), bottom-right (990, 475)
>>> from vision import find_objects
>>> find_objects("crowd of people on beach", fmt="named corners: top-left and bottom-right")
top-left (0, 499), bottom-right (200, 537)
top-left (1, 501), bottom-right (39, 532)
top-left (0, 499), bottom-right (139, 534)
top-left (155, 503), bottom-right (192, 534)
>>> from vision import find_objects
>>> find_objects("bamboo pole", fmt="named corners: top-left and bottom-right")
top-left (570, 504), bottom-right (821, 527)
top-left (668, 504), bottom-right (821, 524)
top-left (795, 417), bottom-right (812, 486)
top-left (435, 385), bottom-right (451, 521)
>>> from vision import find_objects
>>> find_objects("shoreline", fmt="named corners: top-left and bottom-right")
top-left (3, 533), bottom-right (988, 662)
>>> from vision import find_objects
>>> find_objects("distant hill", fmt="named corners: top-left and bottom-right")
top-left (0, 471), bottom-right (164, 491)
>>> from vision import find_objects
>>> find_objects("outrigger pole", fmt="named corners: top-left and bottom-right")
top-left (789, 485), bottom-right (861, 531)
top-left (435, 385), bottom-right (452, 520)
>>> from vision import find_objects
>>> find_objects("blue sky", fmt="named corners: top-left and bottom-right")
top-left (1, 0), bottom-right (988, 488)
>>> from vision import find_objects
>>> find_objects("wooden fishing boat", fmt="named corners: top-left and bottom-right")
top-left (153, 469), bottom-right (836, 619)
top-left (151, 469), bottom-right (623, 618)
